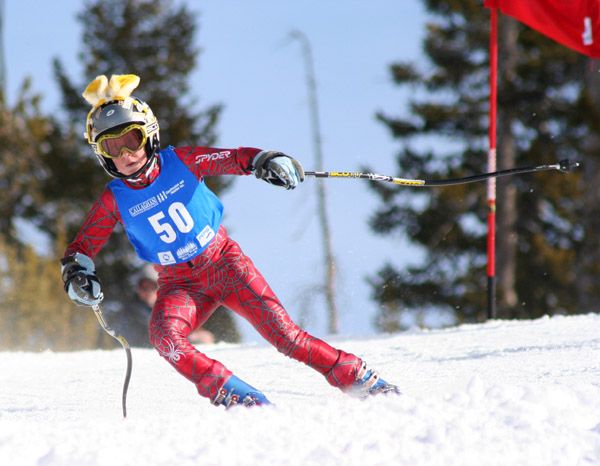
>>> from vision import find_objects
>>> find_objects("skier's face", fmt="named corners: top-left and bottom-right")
top-left (112, 146), bottom-right (148, 176)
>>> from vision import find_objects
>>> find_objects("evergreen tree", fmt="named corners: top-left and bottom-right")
top-left (0, 79), bottom-right (47, 243)
top-left (0, 82), bottom-right (97, 351)
top-left (369, 0), bottom-right (590, 330)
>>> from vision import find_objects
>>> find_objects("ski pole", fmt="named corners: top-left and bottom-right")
top-left (304, 159), bottom-right (579, 187)
top-left (92, 303), bottom-right (132, 418)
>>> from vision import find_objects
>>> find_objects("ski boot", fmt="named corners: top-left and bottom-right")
top-left (212, 375), bottom-right (271, 408)
top-left (348, 361), bottom-right (401, 398)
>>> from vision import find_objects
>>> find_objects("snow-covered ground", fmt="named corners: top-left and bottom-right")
top-left (1, 313), bottom-right (600, 466)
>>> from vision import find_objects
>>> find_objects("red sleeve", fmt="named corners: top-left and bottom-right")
top-left (173, 146), bottom-right (262, 179)
top-left (64, 187), bottom-right (122, 260)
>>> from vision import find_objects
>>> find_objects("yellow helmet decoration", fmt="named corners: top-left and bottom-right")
top-left (82, 74), bottom-right (160, 179)
top-left (82, 74), bottom-right (140, 108)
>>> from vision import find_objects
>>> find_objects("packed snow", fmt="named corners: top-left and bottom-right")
top-left (1, 313), bottom-right (600, 466)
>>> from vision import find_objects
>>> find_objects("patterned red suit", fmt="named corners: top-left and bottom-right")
top-left (65, 146), bottom-right (362, 401)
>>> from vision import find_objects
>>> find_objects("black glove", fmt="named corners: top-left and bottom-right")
top-left (253, 151), bottom-right (305, 190)
top-left (61, 253), bottom-right (104, 307)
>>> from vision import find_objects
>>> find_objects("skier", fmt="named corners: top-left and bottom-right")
top-left (60, 74), bottom-right (399, 408)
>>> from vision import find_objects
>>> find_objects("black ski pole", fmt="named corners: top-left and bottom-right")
top-left (304, 159), bottom-right (579, 187)
top-left (92, 303), bottom-right (132, 418)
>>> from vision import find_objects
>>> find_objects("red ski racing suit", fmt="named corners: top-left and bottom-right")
top-left (65, 146), bottom-right (363, 401)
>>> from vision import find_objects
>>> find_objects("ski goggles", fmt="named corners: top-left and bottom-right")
top-left (96, 124), bottom-right (147, 159)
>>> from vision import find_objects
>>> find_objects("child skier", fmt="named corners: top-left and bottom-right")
top-left (61, 74), bottom-right (399, 408)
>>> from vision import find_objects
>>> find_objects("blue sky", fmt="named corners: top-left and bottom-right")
top-left (5, 1), bottom-right (429, 340)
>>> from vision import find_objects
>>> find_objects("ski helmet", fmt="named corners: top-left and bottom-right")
top-left (84, 96), bottom-right (160, 179)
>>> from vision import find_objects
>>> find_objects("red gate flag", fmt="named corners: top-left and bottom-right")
top-left (484, 0), bottom-right (600, 57)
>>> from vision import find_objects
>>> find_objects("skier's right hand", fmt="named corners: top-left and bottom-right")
top-left (61, 253), bottom-right (104, 307)
top-left (253, 151), bottom-right (305, 190)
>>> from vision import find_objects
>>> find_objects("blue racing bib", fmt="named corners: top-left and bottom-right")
top-left (109, 147), bottom-right (223, 265)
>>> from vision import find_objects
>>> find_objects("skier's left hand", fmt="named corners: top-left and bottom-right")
top-left (253, 151), bottom-right (305, 190)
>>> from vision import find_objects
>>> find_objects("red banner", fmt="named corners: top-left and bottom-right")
top-left (484, 0), bottom-right (600, 57)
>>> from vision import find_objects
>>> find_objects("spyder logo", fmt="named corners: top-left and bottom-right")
top-left (195, 151), bottom-right (231, 164)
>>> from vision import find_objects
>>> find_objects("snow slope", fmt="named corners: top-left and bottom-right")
top-left (1, 314), bottom-right (600, 466)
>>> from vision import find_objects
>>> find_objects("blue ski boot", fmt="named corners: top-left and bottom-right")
top-left (212, 375), bottom-right (271, 408)
top-left (349, 362), bottom-right (401, 398)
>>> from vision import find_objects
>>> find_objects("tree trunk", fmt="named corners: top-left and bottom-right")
top-left (292, 30), bottom-right (339, 333)
top-left (576, 59), bottom-right (600, 311)
top-left (495, 16), bottom-right (519, 317)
